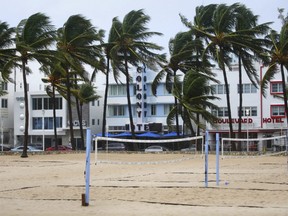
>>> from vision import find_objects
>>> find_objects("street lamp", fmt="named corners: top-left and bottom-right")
top-left (246, 109), bottom-right (250, 152)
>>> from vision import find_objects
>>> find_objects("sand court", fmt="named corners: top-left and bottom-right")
top-left (0, 152), bottom-right (287, 216)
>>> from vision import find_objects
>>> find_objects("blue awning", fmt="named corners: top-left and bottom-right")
top-left (136, 132), bottom-right (161, 138)
top-left (113, 132), bottom-right (132, 137)
top-left (94, 132), bottom-right (114, 137)
top-left (163, 131), bottom-right (182, 137)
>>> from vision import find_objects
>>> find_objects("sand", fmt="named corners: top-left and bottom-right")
top-left (0, 152), bottom-right (287, 216)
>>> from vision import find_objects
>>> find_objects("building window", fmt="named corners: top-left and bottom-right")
top-left (44, 117), bottom-right (62, 129)
top-left (108, 105), bottom-right (125, 116)
top-left (211, 84), bottom-right (228, 94)
top-left (44, 97), bottom-right (62, 110)
top-left (151, 104), bottom-right (157, 116)
top-left (212, 107), bottom-right (228, 117)
top-left (32, 98), bottom-right (42, 110)
top-left (271, 82), bottom-right (283, 94)
top-left (239, 106), bottom-right (257, 116)
top-left (92, 119), bottom-right (95, 125)
top-left (271, 105), bottom-right (285, 117)
top-left (92, 100), bottom-right (95, 106)
top-left (164, 104), bottom-right (173, 115)
top-left (1, 99), bottom-right (8, 108)
top-left (238, 84), bottom-right (257, 93)
top-left (1, 82), bottom-right (8, 91)
top-left (32, 117), bottom-right (43, 130)
top-left (108, 85), bottom-right (126, 96)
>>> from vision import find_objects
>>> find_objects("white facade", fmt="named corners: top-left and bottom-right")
top-left (206, 61), bottom-right (287, 150)
top-left (12, 66), bottom-right (88, 149)
top-left (102, 66), bottom-right (183, 133)
top-left (0, 76), bottom-right (15, 146)
top-left (2, 60), bottom-right (287, 150)
top-left (100, 62), bottom-right (288, 144)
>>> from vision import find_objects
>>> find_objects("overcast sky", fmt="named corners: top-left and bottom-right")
top-left (1, 1), bottom-right (287, 88)
top-left (1, 0), bottom-right (287, 54)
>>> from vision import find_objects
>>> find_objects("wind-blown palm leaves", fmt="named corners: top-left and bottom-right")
top-left (108, 9), bottom-right (164, 138)
top-left (0, 22), bottom-right (14, 97)
top-left (232, 5), bottom-right (271, 137)
top-left (0, 21), bottom-right (15, 82)
top-left (181, 3), bottom-right (271, 141)
top-left (56, 14), bottom-right (105, 150)
top-left (152, 27), bottom-right (214, 136)
top-left (100, 17), bottom-right (124, 137)
top-left (41, 62), bottom-right (68, 150)
top-left (77, 83), bottom-right (100, 149)
top-left (152, 31), bottom-right (195, 136)
top-left (3, 13), bottom-right (56, 157)
top-left (261, 22), bottom-right (288, 125)
top-left (168, 69), bottom-right (219, 135)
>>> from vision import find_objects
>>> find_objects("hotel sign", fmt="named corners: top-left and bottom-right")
top-left (135, 66), bottom-right (148, 131)
top-left (215, 117), bottom-right (285, 124)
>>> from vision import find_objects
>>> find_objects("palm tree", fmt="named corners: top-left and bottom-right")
top-left (56, 14), bottom-right (104, 150)
top-left (109, 9), bottom-right (163, 138)
top-left (278, 8), bottom-right (288, 25)
top-left (0, 21), bottom-right (15, 82)
top-left (0, 21), bottom-right (14, 110)
top-left (100, 17), bottom-right (123, 137)
top-left (3, 13), bottom-right (55, 157)
top-left (261, 23), bottom-right (288, 126)
top-left (77, 83), bottom-right (100, 148)
top-left (41, 62), bottom-right (67, 150)
top-left (169, 69), bottom-right (219, 136)
top-left (152, 31), bottom-right (195, 136)
top-left (152, 26), bottom-right (215, 136)
top-left (183, 3), bottom-right (269, 142)
top-left (232, 6), bottom-right (271, 142)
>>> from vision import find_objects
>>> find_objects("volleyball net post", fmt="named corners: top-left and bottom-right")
top-left (216, 133), bottom-right (220, 186)
top-left (204, 131), bottom-right (208, 187)
top-left (83, 128), bottom-right (91, 206)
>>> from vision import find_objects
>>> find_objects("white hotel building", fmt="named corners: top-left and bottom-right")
top-left (3, 66), bottom-right (89, 149)
top-left (1, 60), bottom-right (287, 151)
top-left (102, 62), bottom-right (287, 151)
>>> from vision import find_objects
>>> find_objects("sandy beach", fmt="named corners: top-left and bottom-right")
top-left (0, 152), bottom-right (287, 216)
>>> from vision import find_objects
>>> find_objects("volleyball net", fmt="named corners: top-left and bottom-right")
top-left (94, 135), bottom-right (204, 165)
top-left (221, 135), bottom-right (288, 157)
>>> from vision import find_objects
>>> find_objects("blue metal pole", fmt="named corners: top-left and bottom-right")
top-left (216, 133), bottom-right (220, 186)
top-left (85, 128), bottom-right (91, 206)
top-left (205, 130), bottom-right (209, 187)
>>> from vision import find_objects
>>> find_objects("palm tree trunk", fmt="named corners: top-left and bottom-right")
top-left (52, 86), bottom-right (58, 150)
top-left (78, 102), bottom-right (84, 149)
top-left (183, 107), bottom-right (194, 136)
top-left (66, 72), bottom-right (75, 150)
top-left (223, 67), bottom-right (235, 149)
top-left (21, 62), bottom-right (29, 158)
top-left (124, 56), bottom-right (135, 139)
top-left (237, 55), bottom-right (243, 151)
top-left (280, 64), bottom-right (288, 126)
top-left (74, 75), bottom-right (84, 150)
top-left (173, 69), bottom-right (180, 136)
top-left (219, 49), bottom-right (234, 144)
top-left (220, 57), bottom-right (235, 151)
top-left (102, 57), bottom-right (110, 137)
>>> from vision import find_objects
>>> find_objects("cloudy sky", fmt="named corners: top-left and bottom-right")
top-left (1, 0), bottom-right (287, 54)
top-left (1, 0), bottom-right (287, 88)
